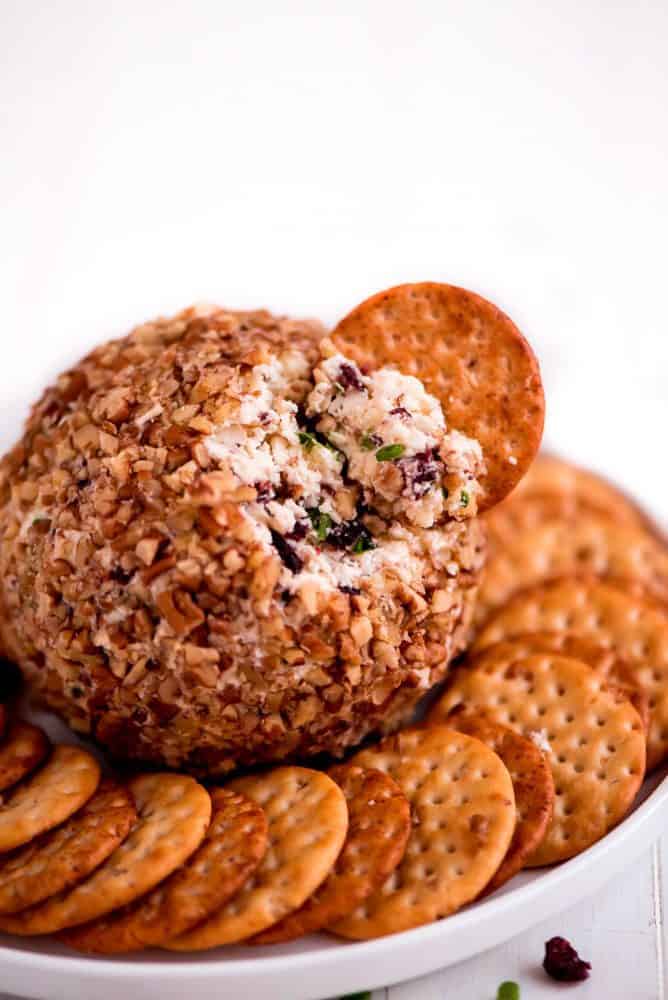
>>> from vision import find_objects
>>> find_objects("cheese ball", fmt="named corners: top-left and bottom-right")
top-left (0, 307), bottom-right (485, 775)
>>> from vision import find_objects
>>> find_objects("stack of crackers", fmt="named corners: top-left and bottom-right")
top-left (0, 452), bottom-right (665, 951)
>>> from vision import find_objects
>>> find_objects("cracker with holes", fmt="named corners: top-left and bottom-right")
top-left (0, 779), bottom-right (136, 915)
top-left (62, 787), bottom-right (267, 953)
top-left (483, 491), bottom-right (616, 555)
top-left (0, 745), bottom-right (99, 853)
top-left (468, 634), bottom-right (650, 732)
top-left (0, 773), bottom-right (211, 935)
top-left (513, 454), bottom-right (649, 529)
top-left (442, 711), bottom-right (554, 891)
top-left (330, 726), bottom-right (516, 939)
top-left (474, 577), bottom-right (668, 769)
top-left (331, 281), bottom-right (544, 508)
top-left (252, 766), bottom-right (410, 944)
top-left (0, 721), bottom-right (50, 793)
top-left (430, 652), bottom-right (646, 864)
top-left (167, 767), bottom-right (348, 950)
top-left (475, 514), bottom-right (668, 627)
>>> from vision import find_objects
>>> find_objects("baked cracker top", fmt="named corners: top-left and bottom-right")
top-left (332, 282), bottom-right (544, 508)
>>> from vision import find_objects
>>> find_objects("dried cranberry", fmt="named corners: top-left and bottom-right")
top-left (254, 480), bottom-right (274, 502)
top-left (337, 363), bottom-right (366, 392)
top-left (286, 520), bottom-right (308, 541)
top-left (327, 519), bottom-right (372, 551)
top-left (400, 450), bottom-right (442, 498)
top-left (338, 584), bottom-right (361, 595)
top-left (270, 530), bottom-right (303, 574)
top-left (389, 406), bottom-right (411, 418)
top-left (543, 937), bottom-right (591, 982)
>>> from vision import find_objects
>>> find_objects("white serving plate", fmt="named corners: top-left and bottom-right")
top-left (0, 711), bottom-right (666, 1000)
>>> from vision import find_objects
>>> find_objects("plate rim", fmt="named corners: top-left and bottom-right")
top-left (1, 771), bottom-right (666, 983)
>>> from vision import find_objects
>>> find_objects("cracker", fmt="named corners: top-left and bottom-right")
top-left (430, 653), bottom-right (646, 864)
top-left (331, 282), bottom-right (544, 508)
top-left (0, 773), bottom-right (211, 935)
top-left (475, 514), bottom-right (668, 627)
top-left (0, 745), bottom-right (99, 853)
top-left (514, 454), bottom-right (648, 529)
top-left (0, 779), bottom-right (136, 915)
top-left (474, 577), bottom-right (668, 768)
top-left (469, 633), bottom-right (650, 732)
top-left (483, 491), bottom-right (616, 554)
top-left (167, 767), bottom-right (348, 950)
top-left (252, 766), bottom-right (410, 944)
top-left (0, 721), bottom-right (49, 792)
top-left (330, 726), bottom-right (516, 939)
top-left (441, 710), bottom-right (554, 891)
top-left (62, 787), bottom-right (267, 953)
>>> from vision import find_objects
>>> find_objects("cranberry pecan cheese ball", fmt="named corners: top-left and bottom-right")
top-left (0, 305), bottom-right (487, 775)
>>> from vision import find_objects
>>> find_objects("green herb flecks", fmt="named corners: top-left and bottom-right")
top-left (299, 430), bottom-right (344, 462)
top-left (352, 533), bottom-right (376, 554)
top-left (310, 510), bottom-right (332, 542)
top-left (375, 443), bottom-right (405, 462)
top-left (360, 433), bottom-right (376, 451)
top-left (319, 437), bottom-right (345, 460)
top-left (298, 431), bottom-right (317, 451)
top-left (460, 489), bottom-right (470, 507)
top-left (497, 982), bottom-right (520, 1000)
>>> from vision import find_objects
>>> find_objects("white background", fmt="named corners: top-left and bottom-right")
top-left (1, 1), bottom-right (667, 997)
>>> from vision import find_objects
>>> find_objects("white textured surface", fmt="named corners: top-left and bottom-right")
top-left (1, 0), bottom-right (667, 997)
top-left (366, 842), bottom-right (667, 998)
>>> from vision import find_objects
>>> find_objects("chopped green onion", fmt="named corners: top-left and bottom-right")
top-left (316, 512), bottom-right (331, 541)
top-left (320, 437), bottom-right (344, 459)
top-left (352, 534), bottom-right (375, 554)
top-left (306, 508), bottom-right (332, 542)
top-left (460, 489), bottom-right (470, 507)
top-left (298, 431), bottom-right (317, 451)
top-left (375, 443), bottom-right (405, 462)
top-left (497, 983), bottom-right (520, 1000)
top-left (360, 433), bottom-right (376, 451)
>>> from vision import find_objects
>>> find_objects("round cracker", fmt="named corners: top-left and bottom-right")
top-left (430, 653), bottom-right (646, 864)
top-left (514, 454), bottom-right (650, 530)
top-left (331, 282), bottom-right (544, 509)
top-left (330, 726), bottom-right (516, 939)
top-left (469, 633), bottom-right (650, 732)
top-left (0, 779), bottom-right (136, 915)
top-left (0, 745), bottom-right (99, 853)
top-left (62, 787), bottom-right (268, 953)
top-left (0, 773), bottom-right (211, 935)
top-left (0, 721), bottom-right (50, 793)
top-left (441, 710), bottom-right (554, 892)
top-left (474, 577), bottom-right (668, 769)
top-left (476, 514), bottom-right (668, 627)
top-left (252, 766), bottom-right (410, 944)
top-left (483, 491), bottom-right (619, 554)
top-left (167, 767), bottom-right (348, 950)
